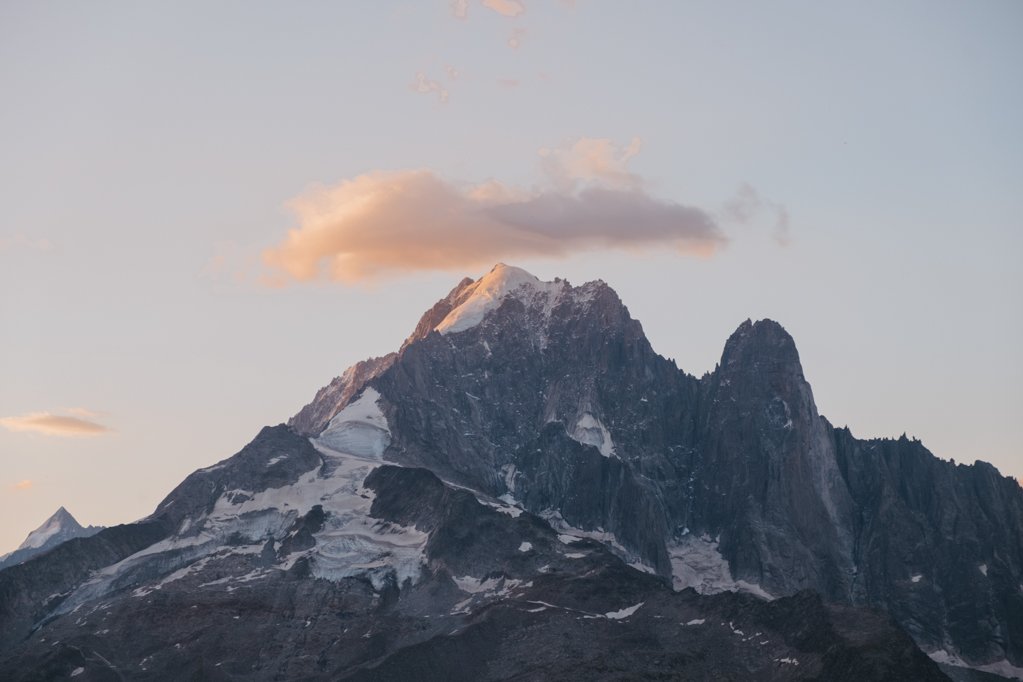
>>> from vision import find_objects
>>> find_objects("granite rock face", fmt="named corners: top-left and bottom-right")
top-left (297, 264), bottom-right (1023, 672)
top-left (0, 461), bottom-right (946, 681)
top-left (1, 263), bottom-right (1020, 680)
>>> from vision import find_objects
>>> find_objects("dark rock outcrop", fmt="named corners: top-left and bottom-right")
top-left (0, 461), bottom-right (947, 682)
top-left (295, 266), bottom-right (1022, 672)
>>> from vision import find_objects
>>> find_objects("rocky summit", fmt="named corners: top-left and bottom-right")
top-left (0, 508), bottom-right (103, 572)
top-left (1, 263), bottom-right (1020, 681)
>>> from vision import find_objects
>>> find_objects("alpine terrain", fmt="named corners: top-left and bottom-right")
top-left (1, 264), bottom-right (1020, 681)
top-left (0, 508), bottom-right (103, 572)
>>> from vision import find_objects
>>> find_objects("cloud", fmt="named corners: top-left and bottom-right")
top-left (409, 72), bottom-right (449, 103)
top-left (450, 0), bottom-right (470, 19)
top-left (261, 137), bottom-right (727, 283)
top-left (0, 234), bottom-right (54, 253)
top-left (539, 137), bottom-right (643, 192)
top-left (482, 0), bottom-right (526, 17)
top-left (721, 182), bottom-right (791, 246)
top-left (12, 480), bottom-right (33, 491)
top-left (66, 407), bottom-right (104, 418)
top-left (496, 78), bottom-right (520, 88)
top-left (508, 27), bottom-right (527, 49)
top-left (444, 64), bottom-right (461, 80)
top-left (0, 411), bottom-right (111, 437)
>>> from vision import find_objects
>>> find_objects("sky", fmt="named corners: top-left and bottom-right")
top-left (1, 1), bottom-right (1021, 552)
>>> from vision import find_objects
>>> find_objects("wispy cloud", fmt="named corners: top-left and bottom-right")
top-left (450, 0), bottom-right (470, 20)
top-left (482, 0), bottom-right (526, 17)
top-left (0, 234), bottom-right (54, 253)
top-left (508, 26), bottom-right (527, 49)
top-left (66, 407), bottom-right (104, 418)
top-left (539, 136), bottom-right (643, 192)
top-left (0, 411), bottom-right (111, 438)
top-left (721, 182), bottom-right (791, 246)
top-left (261, 137), bottom-right (726, 284)
top-left (12, 480), bottom-right (33, 492)
top-left (409, 72), bottom-right (449, 103)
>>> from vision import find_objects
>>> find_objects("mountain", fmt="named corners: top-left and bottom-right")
top-left (0, 507), bottom-right (103, 571)
top-left (0, 263), bottom-right (1020, 681)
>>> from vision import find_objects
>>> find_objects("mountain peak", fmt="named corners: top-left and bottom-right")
top-left (433, 263), bottom-right (564, 335)
top-left (719, 318), bottom-right (804, 379)
top-left (16, 507), bottom-right (85, 552)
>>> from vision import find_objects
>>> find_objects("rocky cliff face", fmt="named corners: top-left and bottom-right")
top-left (290, 264), bottom-right (1023, 674)
top-left (0, 263), bottom-right (1019, 680)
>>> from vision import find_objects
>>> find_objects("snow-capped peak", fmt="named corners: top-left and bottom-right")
top-left (434, 263), bottom-right (564, 335)
top-left (18, 506), bottom-right (84, 551)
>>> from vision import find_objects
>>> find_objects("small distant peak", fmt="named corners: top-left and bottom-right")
top-left (15, 506), bottom-right (85, 551)
top-left (47, 506), bottom-right (82, 529)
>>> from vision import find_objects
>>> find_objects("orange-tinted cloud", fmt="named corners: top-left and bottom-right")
top-left (409, 72), bottom-right (449, 103)
top-left (261, 138), bottom-right (726, 284)
top-left (0, 234), bottom-right (54, 253)
top-left (66, 407), bottom-right (104, 418)
top-left (0, 411), bottom-right (111, 437)
top-left (482, 0), bottom-right (526, 17)
top-left (508, 27), bottom-right (527, 49)
top-left (450, 0), bottom-right (470, 19)
top-left (539, 137), bottom-right (643, 192)
top-left (12, 480), bottom-right (33, 491)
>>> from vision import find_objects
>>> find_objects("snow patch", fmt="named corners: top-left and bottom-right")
top-left (911, 574), bottom-right (922, 583)
top-left (569, 413), bottom-right (615, 458)
top-left (315, 388), bottom-right (391, 458)
top-left (604, 602), bottom-right (643, 620)
top-left (70, 668), bottom-right (84, 678)
top-left (542, 511), bottom-right (636, 564)
top-left (451, 575), bottom-right (530, 611)
top-left (685, 618), bottom-right (705, 626)
top-left (453, 575), bottom-right (527, 595)
top-left (518, 542), bottom-right (532, 553)
top-left (979, 563), bottom-right (988, 576)
top-left (435, 264), bottom-right (564, 335)
top-left (58, 408), bottom-right (427, 612)
top-left (928, 649), bottom-right (1023, 680)
top-left (669, 535), bottom-right (773, 600)
top-left (501, 463), bottom-right (518, 494)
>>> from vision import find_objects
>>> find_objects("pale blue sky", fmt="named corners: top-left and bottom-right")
top-left (1, 1), bottom-right (1020, 551)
